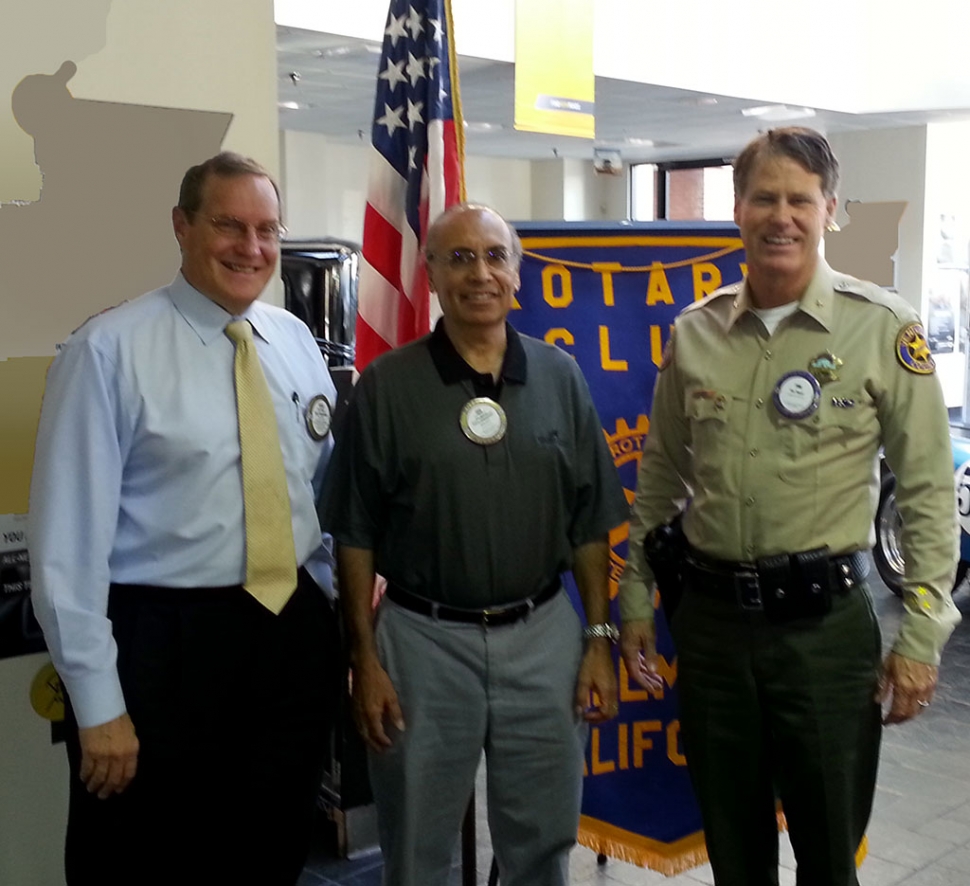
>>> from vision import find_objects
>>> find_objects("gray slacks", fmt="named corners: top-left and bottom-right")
top-left (370, 591), bottom-right (588, 886)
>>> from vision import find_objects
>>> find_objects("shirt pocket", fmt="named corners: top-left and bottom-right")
top-left (686, 389), bottom-right (732, 484)
top-left (777, 392), bottom-right (874, 486)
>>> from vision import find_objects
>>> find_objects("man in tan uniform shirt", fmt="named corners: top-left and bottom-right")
top-left (619, 127), bottom-right (960, 886)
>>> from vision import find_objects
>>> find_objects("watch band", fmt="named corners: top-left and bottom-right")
top-left (583, 622), bottom-right (619, 643)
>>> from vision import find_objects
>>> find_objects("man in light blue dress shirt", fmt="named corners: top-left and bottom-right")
top-left (29, 153), bottom-right (338, 885)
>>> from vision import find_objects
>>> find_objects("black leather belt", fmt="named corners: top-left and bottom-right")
top-left (684, 549), bottom-right (869, 611)
top-left (385, 581), bottom-right (560, 626)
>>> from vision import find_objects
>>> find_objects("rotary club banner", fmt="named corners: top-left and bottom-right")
top-left (509, 221), bottom-right (745, 874)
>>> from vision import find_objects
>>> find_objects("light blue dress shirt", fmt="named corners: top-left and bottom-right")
top-left (29, 274), bottom-right (337, 728)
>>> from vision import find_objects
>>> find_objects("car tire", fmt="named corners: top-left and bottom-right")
top-left (873, 473), bottom-right (967, 596)
top-left (873, 474), bottom-right (905, 597)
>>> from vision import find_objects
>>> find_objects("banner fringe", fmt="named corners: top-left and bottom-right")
top-left (579, 812), bottom-right (867, 875)
top-left (577, 826), bottom-right (708, 877)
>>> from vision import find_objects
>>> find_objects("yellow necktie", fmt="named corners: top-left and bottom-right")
top-left (225, 320), bottom-right (298, 613)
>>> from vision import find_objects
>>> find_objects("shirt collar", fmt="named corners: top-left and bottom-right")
top-left (167, 273), bottom-right (273, 345)
top-left (428, 318), bottom-right (528, 386)
top-left (726, 259), bottom-right (836, 332)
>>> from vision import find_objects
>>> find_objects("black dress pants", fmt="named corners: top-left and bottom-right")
top-left (64, 570), bottom-right (338, 886)
top-left (671, 583), bottom-right (883, 886)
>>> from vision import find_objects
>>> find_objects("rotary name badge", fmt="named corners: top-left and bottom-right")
top-left (460, 397), bottom-right (507, 445)
top-left (305, 395), bottom-right (333, 440)
top-left (896, 322), bottom-right (936, 375)
top-left (773, 370), bottom-right (821, 420)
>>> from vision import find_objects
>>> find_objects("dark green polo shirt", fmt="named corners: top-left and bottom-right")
top-left (320, 321), bottom-right (628, 608)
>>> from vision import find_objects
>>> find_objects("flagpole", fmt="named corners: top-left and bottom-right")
top-left (444, 0), bottom-right (466, 202)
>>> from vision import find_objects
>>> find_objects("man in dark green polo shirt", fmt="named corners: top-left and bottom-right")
top-left (320, 203), bottom-right (629, 886)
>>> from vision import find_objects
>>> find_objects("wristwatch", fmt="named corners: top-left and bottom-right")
top-left (583, 622), bottom-right (619, 643)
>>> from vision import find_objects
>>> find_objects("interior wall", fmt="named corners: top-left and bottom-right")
top-left (827, 126), bottom-right (928, 312)
top-left (278, 130), bottom-right (535, 241)
top-left (530, 159), bottom-right (566, 220)
top-left (280, 129), bottom-right (370, 242)
top-left (0, 2), bottom-right (280, 884)
top-left (465, 154), bottom-right (533, 223)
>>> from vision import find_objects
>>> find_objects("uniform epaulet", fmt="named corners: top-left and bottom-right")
top-left (831, 272), bottom-right (933, 374)
top-left (680, 282), bottom-right (741, 315)
top-left (831, 274), bottom-right (915, 323)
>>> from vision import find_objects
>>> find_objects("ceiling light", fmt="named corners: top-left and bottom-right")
top-left (278, 101), bottom-right (309, 110)
top-left (313, 42), bottom-right (383, 59)
top-left (741, 104), bottom-right (816, 121)
top-left (463, 122), bottom-right (503, 133)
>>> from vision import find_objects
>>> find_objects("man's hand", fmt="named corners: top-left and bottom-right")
top-left (352, 653), bottom-right (405, 752)
top-left (575, 639), bottom-right (619, 723)
top-left (620, 618), bottom-right (664, 693)
top-left (876, 651), bottom-right (939, 725)
top-left (78, 713), bottom-right (139, 799)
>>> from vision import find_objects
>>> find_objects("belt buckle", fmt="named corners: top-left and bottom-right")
top-left (735, 570), bottom-right (763, 611)
top-left (481, 607), bottom-right (504, 626)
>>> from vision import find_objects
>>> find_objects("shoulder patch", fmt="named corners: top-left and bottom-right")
top-left (896, 322), bottom-right (936, 375)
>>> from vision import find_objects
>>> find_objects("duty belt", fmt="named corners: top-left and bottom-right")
top-left (385, 581), bottom-right (560, 626)
top-left (684, 548), bottom-right (869, 612)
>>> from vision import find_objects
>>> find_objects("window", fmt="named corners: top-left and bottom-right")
top-left (631, 159), bottom-right (734, 221)
top-left (630, 164), bottom-right (656, 221)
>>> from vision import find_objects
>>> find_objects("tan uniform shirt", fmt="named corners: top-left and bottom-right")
top-left (619, 260), bottom-right (960, 664)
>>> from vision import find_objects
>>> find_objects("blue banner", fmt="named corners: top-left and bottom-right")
top-left (510, 222), bottom-right (745, 874)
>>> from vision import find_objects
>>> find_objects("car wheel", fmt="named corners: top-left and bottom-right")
top-left (873, 473), bottom-right (967, 595)
top-left (873, 474), bottom-right (905, 597)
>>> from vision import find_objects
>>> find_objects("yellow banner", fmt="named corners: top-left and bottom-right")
top-left (514, 0), bottom-right (594, 139)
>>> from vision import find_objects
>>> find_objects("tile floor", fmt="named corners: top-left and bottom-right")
top-left (300, 562), bottom-right (970, 885)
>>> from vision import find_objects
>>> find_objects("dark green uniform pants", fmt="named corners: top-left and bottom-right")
top-left (671, 583), bottom-right (883, 886)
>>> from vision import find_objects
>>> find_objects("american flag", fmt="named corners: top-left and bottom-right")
top-left (355, 0), bottom-right (465, 370)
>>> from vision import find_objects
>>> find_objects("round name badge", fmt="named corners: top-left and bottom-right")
top-left (772, 370), bottom-right (821, 420)
top-left (460, 397), bottom-right (507, 445)
top-left (305, 394), bottom-right (333, 440)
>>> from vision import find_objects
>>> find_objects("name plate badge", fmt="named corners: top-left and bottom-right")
top-left (460, 397), bottom-right (507, 445)
top-left (772, 371), bottom-right (821, 420)
top-left (305, 395), bottom-right (333, 440)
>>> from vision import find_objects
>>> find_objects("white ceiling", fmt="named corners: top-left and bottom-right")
top-left (277, 26), bottom-right (970, 167)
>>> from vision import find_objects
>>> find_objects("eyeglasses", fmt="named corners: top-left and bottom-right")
top-left (206, 216), bottom-right (287, 243)
top-left (428, 248), bottom-right (516, 269)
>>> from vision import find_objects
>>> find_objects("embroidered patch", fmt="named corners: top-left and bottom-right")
top-left (896, 323), bottom-right (935, 375)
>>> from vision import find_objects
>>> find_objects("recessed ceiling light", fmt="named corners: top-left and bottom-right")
top-left (278, 101), bottom-right (308, 110)
top-left (313, 42), bottom-right (383, 58)
top-left (741, 104), bottom-right (815, 121)
top-left (463, 122), bottom-right (503, 132)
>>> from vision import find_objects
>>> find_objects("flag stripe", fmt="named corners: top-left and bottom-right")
top-left (362, 205), bottom-right (403, 294)
top-left (357, 258), bottom-right (403, 348)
